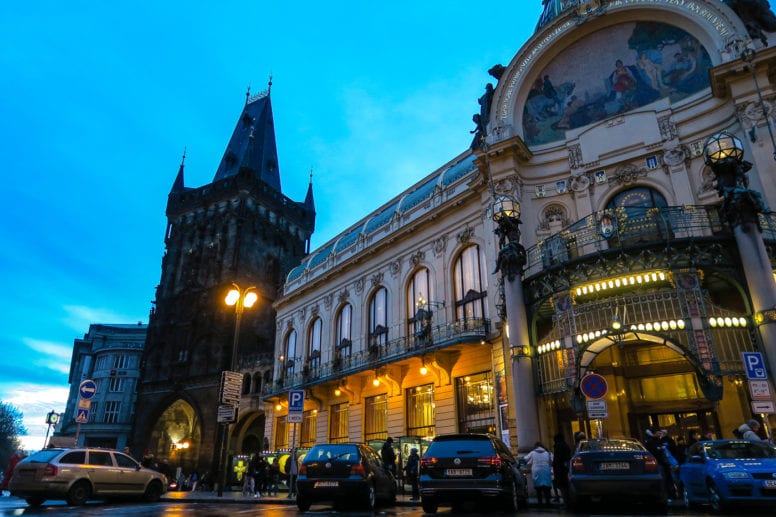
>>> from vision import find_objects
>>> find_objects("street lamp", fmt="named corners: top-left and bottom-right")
top-left (225, 284), bottom-right (258, 370)
top-left (216, 283), bottom-right (258, 497)
top-left (491, 193), bottom-right (539, 452)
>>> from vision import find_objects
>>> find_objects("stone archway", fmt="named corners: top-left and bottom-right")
top-left (148, 399), bottom-right (201, 475)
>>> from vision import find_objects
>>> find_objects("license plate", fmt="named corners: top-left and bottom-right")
top-left (445, 468), bottom-right (472, 477)
top-left (314, 481), bottom-right (339, 488)
top-left (599, 462), bottom-right (629, 471)
top-left (764, 480), bottom-right (776, 488)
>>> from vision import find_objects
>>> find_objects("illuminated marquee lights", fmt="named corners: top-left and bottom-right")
top-left (573, 271), bottom-right (669, 300)
top-left (708, 316), bottom-right (747, 328)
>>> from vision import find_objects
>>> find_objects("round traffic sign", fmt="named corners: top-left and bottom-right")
top-left (580, 373), bottom-right (608, 400)
top-left (79, 379), bottom-right (97, 400)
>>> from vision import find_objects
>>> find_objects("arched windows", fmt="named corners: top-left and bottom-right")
top-left (284, 329), bottom-right (297, 378)
top-left (407, 268), bottom-right (431, 341)
top-left (369, 287), bottom-right (389, 348)
top-left (336, 304), bottom-right (352, 359)
top-left (454, 245), bottom-right (489, 323)
top-left (308, 318), bottom-right (322, 371)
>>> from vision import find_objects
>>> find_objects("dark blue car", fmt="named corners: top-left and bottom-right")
top-left (680, 439), bottom-right (776, 512)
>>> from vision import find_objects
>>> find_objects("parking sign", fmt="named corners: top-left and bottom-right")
top-left (742, 352), bottom-right (768, 380)
top-left (288, 390), bottom-right (304, 423)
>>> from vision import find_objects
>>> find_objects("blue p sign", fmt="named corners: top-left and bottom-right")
top-left (743, 352), bottom-right (768, 380)
top-left (289, 390), bottom-right (305, 411)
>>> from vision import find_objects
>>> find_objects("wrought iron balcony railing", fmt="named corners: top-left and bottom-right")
top-left (524, 205), bottom-right (776, 278)
top-left (262, 317), bottom-right (490, 397)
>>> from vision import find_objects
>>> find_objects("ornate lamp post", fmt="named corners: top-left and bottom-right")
top-left (492, 195), bottom-right (540, 452)
top-left (703, 132), bottom-right (776, 403)
top-left (216, 283), bottom-right (257, 496)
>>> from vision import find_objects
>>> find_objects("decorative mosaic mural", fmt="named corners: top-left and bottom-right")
top-left (522, 21), bottom-right (711, 146)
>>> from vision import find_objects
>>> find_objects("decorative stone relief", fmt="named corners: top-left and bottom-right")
top-left (409, 250), bottom-right (425, 267)
top-left (286, 319), bottom-right (294, 330)
top-left (539, 205), bottom-right (568, 231)
top-left (433, 235), bottom-right (447, 256)
top-left (323, 294), bottom-right (333, 310)
top-left (570, 173), bottom-right (590, 192)
top-left (354, 278), bottom-right (365, 294)
top-left (737, 100), bottom-right (773, 132)
top-left (310, 305), bottom-right (320, 317)
top-left (493, 175), bottom-right (520, 198)
top-left (457, 226), bottom-right (474, 244)
top-left (699, 168), bottom-right (716, 194)
top-left (663, 146), bottom-right (686, 167)
top-left (568, 144), bottom-right (582, 169)
top-left (370, 272), bottom-right (384, 287)
top-left (658, 116), bottom-right (678, 141)
top-left (610, 164), bottom-right (647, 186)
top-left (338, 289), bottom-right (350, 303)
top-left (389, 260), bottom-right (400, 277)
top-left (297, 308), bottom-right (306, 321)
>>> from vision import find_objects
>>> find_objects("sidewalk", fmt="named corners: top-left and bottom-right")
top-left (161, 489), bottom-right (566, 509)
top-left (161, 488), bottom-right (425, 506)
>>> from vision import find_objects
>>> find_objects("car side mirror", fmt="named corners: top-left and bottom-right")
top-left (688, 455), bottom-right (704, 464)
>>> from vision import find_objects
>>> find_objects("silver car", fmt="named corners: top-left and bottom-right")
top-left (9, 447), bottom-right (167, 506)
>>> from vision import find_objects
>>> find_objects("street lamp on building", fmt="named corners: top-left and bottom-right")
top-left (703, 131), bottom-right (776, 418)
top-left (491, 194), bottom-right (540, 452)
top-left (216, 283), bottom-right (258, 496)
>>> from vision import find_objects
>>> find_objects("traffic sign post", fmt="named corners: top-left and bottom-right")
top-left (78, 379), bottom-right (97, 400)
top-left (580, 373), bottom-right (608, 400)
top-left (288, 390), bottom-right (304, 423)
top-left (742, 352), bottom-right (768, 380)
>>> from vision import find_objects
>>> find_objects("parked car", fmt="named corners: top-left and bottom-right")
top-left (567, 437), bottom-right (667, 513)
top-left (680, 439), bottom-right (776, 512)
top-left (8, 447), bottom-right (167, 507)
top-left (418, 433), bottom-right (528, 514)
top-left (295, 442), bottom-right (396, 511)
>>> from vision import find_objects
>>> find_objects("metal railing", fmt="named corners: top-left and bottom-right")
top-left (262, 317), bottom-right (490, 396)
top-left (524, 206), bottom-right (776, 278)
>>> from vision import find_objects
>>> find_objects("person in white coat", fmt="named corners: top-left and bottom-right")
top-left (525, 442), bottom-right (554, 506)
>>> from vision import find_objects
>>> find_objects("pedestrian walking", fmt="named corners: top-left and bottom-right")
top-left (404, 447), bottom-right (420, 500)
top-left (739, 419), bottom-right (767, 442)
top-left (525, 442), bottom-right (553, 506)
top-left (1, 451), bottom-right (24, 495)
top-left (287, 449), bottom-right (299, 498)
top-left (552, 433), bottom-right (571, 503)
top-left (381, 437), bottom-right (396, 475)
top-left (243, 454), bottom-right (257, 497)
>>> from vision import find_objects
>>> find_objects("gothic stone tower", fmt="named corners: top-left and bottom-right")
top-left (132, 89), bottom-right (315, 473)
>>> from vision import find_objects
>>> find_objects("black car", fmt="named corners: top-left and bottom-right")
top-left (295, 443), bottom-right (396, 511)
top-left (419, 433), bottom-right (528, 513)
top-left (567, 437), bottom-right (667, 513)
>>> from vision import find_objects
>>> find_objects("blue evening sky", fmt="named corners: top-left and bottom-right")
top-left (1, 1), bottom-right (544, 448)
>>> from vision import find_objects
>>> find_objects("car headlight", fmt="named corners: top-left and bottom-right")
top-left (721, 471), bottom-right (751, 479)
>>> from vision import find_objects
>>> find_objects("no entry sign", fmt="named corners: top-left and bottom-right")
top-left (580, 373), bottom-right (608, 400)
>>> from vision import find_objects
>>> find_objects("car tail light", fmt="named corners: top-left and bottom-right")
top-left (299, 464), bottom-right (307, 475)
top-left (643, 455), bottom-right (659, 473)
top-left (420, 457), bottom-right (437, 468)
top-left (571, 456), bottom-right (585, 473)
top-left (351, 463), bottom-right (366, 477)
top-left (477, 456), bottom-right (502, 468)
top-left (43, 464), bottom-right (58, 476)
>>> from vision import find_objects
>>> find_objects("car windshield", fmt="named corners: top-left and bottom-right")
top-left (23, 449), bottom-right (63, 463)
top-left (305, 444), bottom-right (358, 462)
top-left (707, 441), bottom-right (776, 459)
top-left (427, 437), bottom-right (494, 456)
top-left (578, 439), bottom-right (644, 452)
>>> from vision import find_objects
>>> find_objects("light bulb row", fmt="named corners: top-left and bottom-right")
top-left (574, 271), bottom-right (668, 297)
top-left (709, 316), bottom-right (747, 328)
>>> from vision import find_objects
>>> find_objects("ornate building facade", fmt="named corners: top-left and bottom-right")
top-left (263, 0), bottom-right (776, 461)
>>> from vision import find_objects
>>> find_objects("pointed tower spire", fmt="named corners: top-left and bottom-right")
top-left (170, 147), bottom-right (186, 194)
top-left (304, 167), bottom-right (315, 212)
top-left (213, 89), bottom-right (281, 191)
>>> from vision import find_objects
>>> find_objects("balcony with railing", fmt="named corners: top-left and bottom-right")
top-left (262, 317), bottom-right (490, 397)
top-left (524, 206), bottom-right (776, 279)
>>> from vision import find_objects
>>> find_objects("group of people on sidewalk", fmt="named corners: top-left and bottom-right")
top-left (240, 452), bottom-right (290, 498)
top-left (381, 437), bottom-right (420, 500)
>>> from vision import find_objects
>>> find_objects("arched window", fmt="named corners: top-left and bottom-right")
top-left (369, 287), bottom-right (388, 349)
top-left (407, 268), bottom-right (432, 341)
top-left (284, 329), bottom-right (297, 379)
top-left (454, 245), bottom-right (489, 324)
top-left (307, 318), bottom-right (322, 371)
top-left (604, 186), bottom-right (670, 242)
top-left (336, 304), bottom-right (352, 359)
